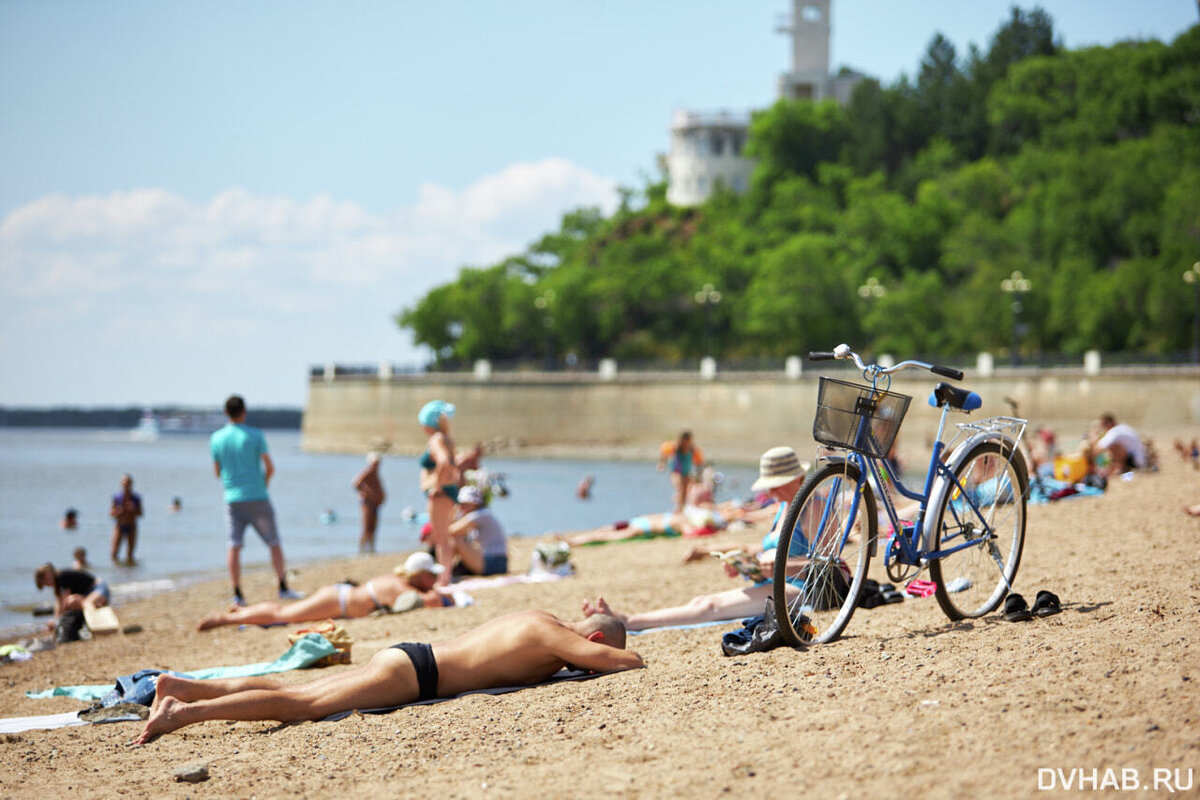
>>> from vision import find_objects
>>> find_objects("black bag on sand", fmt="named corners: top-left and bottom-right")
top-left (721, 600), bottom-right (796, 656)
top-left (55, 609), bottom-right (85, 643)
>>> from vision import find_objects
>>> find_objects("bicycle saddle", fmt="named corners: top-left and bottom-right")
top-left (928, 382), bottom-right (982, 412)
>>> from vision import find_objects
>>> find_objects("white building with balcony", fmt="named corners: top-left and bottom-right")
top-left (665, 110), bottom-right (754, 207)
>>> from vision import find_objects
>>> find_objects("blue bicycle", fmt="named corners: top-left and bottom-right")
top-left (772, 344), bottom-right (1029, 646)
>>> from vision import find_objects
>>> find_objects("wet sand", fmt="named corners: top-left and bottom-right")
top-left (2, 451), bottom-right (1198, 798)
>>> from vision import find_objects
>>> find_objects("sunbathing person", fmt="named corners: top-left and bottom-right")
top-left (558, 500), bottom-right (755, 547)
top-left (197, 552), bottom-right (450, 631)
top-left (135, 610), bottom-right (640, 744)
top-left (583, 446), bottom-right (810, 631)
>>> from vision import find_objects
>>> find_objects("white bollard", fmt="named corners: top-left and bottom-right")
top-left (700, 357), bottom-right (717, 380)
top-left (1084, 350), bottom-right (1101, 376)
top-left (598, 358), bottom-right (618, 380)
top-left (976, 352), bottom-right (994, 377)
top-left (473, 359), bottom-right (492, 380)
top-left (785, 356), bottom-right (802, 379)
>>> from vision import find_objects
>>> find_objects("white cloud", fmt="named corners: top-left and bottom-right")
top-left (0, 159), bottom-right (619, 406)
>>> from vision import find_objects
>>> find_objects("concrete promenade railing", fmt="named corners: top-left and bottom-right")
top-left (301, 354), bottom-right (1200, 464)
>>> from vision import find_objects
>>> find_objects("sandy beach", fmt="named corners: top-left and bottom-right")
top-left (2, 448), bottom-right (1198, 798)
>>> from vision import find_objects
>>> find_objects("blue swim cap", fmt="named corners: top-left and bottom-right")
top-left (418, 400), bottom-right (455, 427)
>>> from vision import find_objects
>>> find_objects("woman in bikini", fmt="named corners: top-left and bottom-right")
top-left (657, 431), bottom-right (703, 514)
top-left (195, 553), bottom-right (449, 631)
top-left (418, 400), bottom-right (461, 587)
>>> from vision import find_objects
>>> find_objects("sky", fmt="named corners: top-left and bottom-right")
top-left (2, 1), bottom-right (1196, 409)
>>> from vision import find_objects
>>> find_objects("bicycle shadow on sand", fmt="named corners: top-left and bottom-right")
top-left (872, 599), bottom-right (1113, 645)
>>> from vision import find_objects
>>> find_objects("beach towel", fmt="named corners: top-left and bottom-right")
top-left (25, 633), bottom-right (337, 701)
top-left (0, 711), bottom-right (88, 735)
top-left (1029, 476), bottom-right (1105, 505)
top-left (321, 668), bottom-right (609, 721)
top-left (450, 571), bottom-right (571, 593)
top-left (628, 618), bottom-right (745, 635)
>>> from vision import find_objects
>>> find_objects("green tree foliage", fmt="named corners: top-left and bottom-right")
top-left (397, 9), bottom-right (1200, 367)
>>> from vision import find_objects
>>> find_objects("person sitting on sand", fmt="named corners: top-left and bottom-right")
top-left (135, 610), bottom-right (641, 745)
top-left (1089, 413), bottom-right (1147, 476)
top-left (196, 552), bottom-right (452, 631)
top-left (447, 485), bottom-right (509, 576)
top-left (583, 446), bottom-right (811, 631)
top-left (35, 563), bottom-right (110, 620)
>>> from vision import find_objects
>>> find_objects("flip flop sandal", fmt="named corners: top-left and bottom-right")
top-left (1002, 593), bottom-right (1033, 622)
top-left (1031, 590), bottom-right (1062, 617)
top-left (905, 579), bottom-right (937, 598)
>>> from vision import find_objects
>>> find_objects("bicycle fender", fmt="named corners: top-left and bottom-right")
top-left (920, 431), bottom-right (1015, 552)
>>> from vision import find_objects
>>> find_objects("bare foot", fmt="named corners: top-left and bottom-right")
top-left (582, 596), bottom-right (628, 626)
top-left (1185, 504), bottom-right (1200, 517)
top-left (132, 696), bottom-right (187, 745)
top-left (197, 614), bottom-right (224, 632)
top-left (149, 674), bottom-right (195, 714)
top-left (683, 546), bottom-right (710, 564)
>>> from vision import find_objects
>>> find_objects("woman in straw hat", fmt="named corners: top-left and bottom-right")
top-left (583, 446), bottom-right (810, 631)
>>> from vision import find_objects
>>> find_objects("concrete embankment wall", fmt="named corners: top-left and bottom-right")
top-left (302, 367), bottom-right (1200, 466)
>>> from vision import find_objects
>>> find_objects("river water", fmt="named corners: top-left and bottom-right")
top-left (0, 427), bottom-right (758, 636)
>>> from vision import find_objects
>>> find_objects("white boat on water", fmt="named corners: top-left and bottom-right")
top-left (131, 410), bottom-right (225, 441)
top-left (131, 410), bottom-right (160, 441)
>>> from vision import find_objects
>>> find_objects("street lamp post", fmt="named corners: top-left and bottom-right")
top-left (1183, 262), bottom-right (1200, 363)
top-left (534, 289), bottom-right (556, 370)
top-left (1000, 270), bottom-right (1032, 367)
top-left (857, 277), bottom-right (886, 346)
top-left (694, 283), bottom-right (722, 357)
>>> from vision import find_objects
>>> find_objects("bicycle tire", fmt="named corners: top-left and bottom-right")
top-left (929, 440), bottom-right (1028, 620)
top-left (773, 460), bottom-right (876, 646)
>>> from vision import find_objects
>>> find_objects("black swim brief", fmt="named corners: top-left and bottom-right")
top-left (390, 641), bottom-right (439, 701)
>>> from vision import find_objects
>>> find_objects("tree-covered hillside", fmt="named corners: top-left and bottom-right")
top-left (398, 8), bottom-right (1200, 367)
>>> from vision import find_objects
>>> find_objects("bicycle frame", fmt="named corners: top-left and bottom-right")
top-left (815, 348), bottom-right (1027, 573)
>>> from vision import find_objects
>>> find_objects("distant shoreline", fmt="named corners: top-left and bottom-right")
top-left (0, 407), bottom-right (302, 430)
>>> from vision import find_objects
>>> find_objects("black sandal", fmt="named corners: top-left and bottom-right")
top-left (1031, 590), bottom-right (1062, 617)
top-left (1002, 593), bottom-right (1033, 622)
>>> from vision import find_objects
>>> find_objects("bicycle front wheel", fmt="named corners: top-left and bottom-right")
top-left (929, 440), bottom-right (1028, 620)
top-left (773, 460), bottom-right (876, 646)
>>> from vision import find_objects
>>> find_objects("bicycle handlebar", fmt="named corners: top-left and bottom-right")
top-left (807, 344), bottom-right (964, 381)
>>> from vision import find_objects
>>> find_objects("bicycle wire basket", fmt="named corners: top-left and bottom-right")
top-left (813, 376), bottom-right (912, 459)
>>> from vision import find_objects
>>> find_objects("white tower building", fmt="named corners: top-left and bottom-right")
top-left (777, 0), bottom-right (862, 104)
top-left (665, 0), bottom-right (863, 207)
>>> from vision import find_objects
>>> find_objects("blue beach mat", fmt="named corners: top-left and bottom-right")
top-left (1028, 476), bottom-right (1105, 505)
top-left (25, 633), bottom-right (337, 701)
top-left (628, 618), bottom-right (744, 636)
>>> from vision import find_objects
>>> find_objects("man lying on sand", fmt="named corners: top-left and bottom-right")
top-left (197, 552), bottom-right (450, 631)
top-left (136, 610), bottom-right (640, 744)
top-left (584, 446), bottom-right (810, 632)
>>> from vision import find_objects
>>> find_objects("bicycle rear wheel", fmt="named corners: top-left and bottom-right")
top-left (929, 440), bottom-right (1028, 620)
top-left (773, 460), bottom-right (876, 646)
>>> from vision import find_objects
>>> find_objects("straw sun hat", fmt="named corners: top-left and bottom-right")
top-left (750, 446), bottom-right (810, 491)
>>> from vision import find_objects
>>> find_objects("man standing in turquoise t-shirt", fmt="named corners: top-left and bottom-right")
top-left (210, 395), bottom-right (300, 606)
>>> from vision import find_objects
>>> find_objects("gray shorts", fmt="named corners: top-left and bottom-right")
top-left (226, 500), bottom-right (280, 549)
